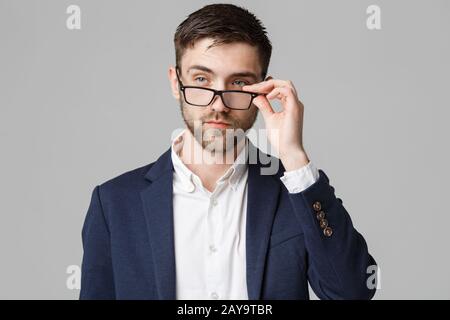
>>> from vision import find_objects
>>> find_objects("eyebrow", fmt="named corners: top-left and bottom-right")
top-left (187, 64), bottom-right (258, 81)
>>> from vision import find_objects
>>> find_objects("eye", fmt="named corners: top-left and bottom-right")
top-left (233, 80), bottom-right (248, 87)
top-left (194, 76), bottom-right (208, 84)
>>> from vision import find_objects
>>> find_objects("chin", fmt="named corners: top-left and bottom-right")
top-left (202, 137), bottom-right (235, 154)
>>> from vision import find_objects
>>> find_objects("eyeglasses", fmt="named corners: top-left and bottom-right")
top-left (175, 66), bottom-right (265, 110)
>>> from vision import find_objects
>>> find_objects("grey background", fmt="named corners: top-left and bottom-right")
top-left (1, 0), bottom-right (449, 299)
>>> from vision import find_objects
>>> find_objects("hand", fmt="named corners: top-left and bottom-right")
top-left (242, 79), bottom-right (310, 171)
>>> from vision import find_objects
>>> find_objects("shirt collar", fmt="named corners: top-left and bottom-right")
top-left (171, 130), bottom-right (195, 192)
top-left (171, 129), bottom-right (248, 192)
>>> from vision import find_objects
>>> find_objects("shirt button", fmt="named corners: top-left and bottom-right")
top-left (209, 245), bottom-right (217, 253)
top-left (212, 199), bottom-right (218, 206)
top-left (210, 292), bottom-right (219, 300)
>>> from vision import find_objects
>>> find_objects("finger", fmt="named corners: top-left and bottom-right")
top-left (252, 95), bottom-right (275, 120)
top-left (243, 79), bottom-right (295, 93)
top-left (266, 86), bottom-right (298, 111)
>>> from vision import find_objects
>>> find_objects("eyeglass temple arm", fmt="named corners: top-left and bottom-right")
top-left (175, 66), bottom-right (184, 87)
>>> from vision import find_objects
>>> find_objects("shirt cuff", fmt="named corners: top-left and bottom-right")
top-left (280, 161), bottom-right (320, 194)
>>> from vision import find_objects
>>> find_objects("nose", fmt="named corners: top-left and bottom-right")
top-left (209, 83), bottom-right (230, 112)
top-left (209, 93), bottom-right (230, 113)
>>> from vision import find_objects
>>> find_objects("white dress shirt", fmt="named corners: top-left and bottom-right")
top-left (171, 129), bottom-right (320, 300)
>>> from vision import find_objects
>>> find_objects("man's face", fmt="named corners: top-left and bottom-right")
top-left (169, 38), bottom-right (264, 153)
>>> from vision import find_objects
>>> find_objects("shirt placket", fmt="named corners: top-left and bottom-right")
top-left (204, 183), bottom-right (225, 300)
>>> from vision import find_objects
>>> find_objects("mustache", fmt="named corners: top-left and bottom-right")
top-left (202, 114), bottom-right (235, 124)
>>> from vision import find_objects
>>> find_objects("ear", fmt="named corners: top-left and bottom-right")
top-left (168, 66), bottom-right (181, 100)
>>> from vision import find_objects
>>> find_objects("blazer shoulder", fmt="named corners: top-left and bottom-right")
top-left (97, 161), bottom-right (155, 194)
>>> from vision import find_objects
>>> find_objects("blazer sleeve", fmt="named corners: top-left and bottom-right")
top-left (79, 186), bottom-right (116, 299)
top-left (286, 169), bottom-right (377, 300)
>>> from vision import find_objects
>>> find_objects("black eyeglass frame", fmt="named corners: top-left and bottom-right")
top-left (175, 66), bottom-right (265, 110)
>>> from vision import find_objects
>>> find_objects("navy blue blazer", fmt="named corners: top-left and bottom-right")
top-left (80, 145), bottom-right (377, 300)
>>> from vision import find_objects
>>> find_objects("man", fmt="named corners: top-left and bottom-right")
top-left (80, 3), bottom-right (377, 300)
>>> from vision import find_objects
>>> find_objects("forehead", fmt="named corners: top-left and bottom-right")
top-left (180, 38), bottom-right (262, 78)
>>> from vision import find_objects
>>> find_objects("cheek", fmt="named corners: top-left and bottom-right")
top-left (232, 109), bottom-right (257, 124)
top-left (182, 103), bottom-right (200, 117)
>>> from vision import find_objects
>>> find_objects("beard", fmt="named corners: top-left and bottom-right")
top-left (179, 99), bottom-right (258, 155)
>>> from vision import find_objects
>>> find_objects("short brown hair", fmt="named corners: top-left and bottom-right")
top-left (174, 3), bottom-right (272, 79)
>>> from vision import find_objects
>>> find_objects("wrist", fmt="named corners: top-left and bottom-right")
top-left (280, 149), bottom-right (310, 171)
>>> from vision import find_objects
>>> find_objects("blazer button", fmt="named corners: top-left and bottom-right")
top-left (312, 201), bottom-right (322, 212)
top-left (323, 227), bottom-right (333, 237)
top-left (316, 211), bottom-right (325, 220)
top-left (319, 219), bottom-right (328, 229)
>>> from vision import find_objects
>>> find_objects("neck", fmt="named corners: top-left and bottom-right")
top-left (179, 129), bottom-right (246, 192)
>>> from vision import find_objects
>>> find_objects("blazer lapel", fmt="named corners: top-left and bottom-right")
top-left (246, 145), bottom-right (281, 300)
top-left (140, 147), bottom-right (176, 300)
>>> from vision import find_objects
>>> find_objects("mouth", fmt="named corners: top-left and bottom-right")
top-left (204, 121), bottom-right (231, 129)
